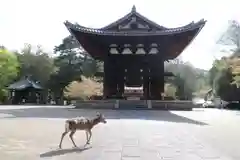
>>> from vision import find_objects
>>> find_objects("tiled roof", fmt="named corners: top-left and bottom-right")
top-left (101, 5), bottom-right (168, 30)
top-left (8, 79), bottom-right (43, 90)
top-left (64, 19), bottom-right (206, 36)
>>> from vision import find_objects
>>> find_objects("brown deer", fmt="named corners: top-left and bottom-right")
top-left (59, 113), bottom-right (107, 149)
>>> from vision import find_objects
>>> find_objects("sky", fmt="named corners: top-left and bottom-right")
top-left (0, 0), bottom-right (240, 70)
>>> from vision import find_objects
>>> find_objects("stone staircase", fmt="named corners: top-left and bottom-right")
top-left (118, 100), bottom-right (148, 110)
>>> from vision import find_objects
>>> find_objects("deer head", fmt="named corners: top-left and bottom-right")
top-left (96, 113), bottom-right (107, 124)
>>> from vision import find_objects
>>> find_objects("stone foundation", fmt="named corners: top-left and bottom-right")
top-left (74, 100), bottom-right (199, 111)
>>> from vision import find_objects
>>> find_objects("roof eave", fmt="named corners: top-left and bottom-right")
top-left (167, 21), bottom-right (207, 60)
top-left (65, 20), bottom-right (206, 36)
top-left (64, 21), bottom-right (85, 49)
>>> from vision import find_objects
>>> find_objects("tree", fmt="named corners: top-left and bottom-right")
top-left (0, 48), bottom-right (19, 87)
top-left (164, 83), bottom-right (177, 99)
top-left (65, 76), bottom-right (103, 100)
top-left (195, 71), bottom-right (209, 92)
top-left (55, 35), bottom-right (103, 78)
top-left (207, 56), bottom-right (240, 101)
top-left (218, 20), bottom-right (240, 56)
top-left (0, 48), bottom-right (19, 102)
top-left (48, 37), bottom-right (86, 104)
top-left (16, 44), bottom-right (55, 86)
top-left (210, 20), bottom-right (240, 102)
top-left (165, 60), bottom-right (204, 99)
top-left (214, 67), bottom-right (235, 101)
top-left (209, 59), bottom-right (228, 87)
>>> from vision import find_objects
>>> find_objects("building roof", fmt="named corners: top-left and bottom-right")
top-left (65, 5), bottom-right (206, 36)
top-left (8, 78), bottom-right (43, 90)
top-left (65, 19), bottom-right (206, 36)
top-left (101, 5), bottom-right (168, 31)
top-left (64, 6), bottom-right (206, 60)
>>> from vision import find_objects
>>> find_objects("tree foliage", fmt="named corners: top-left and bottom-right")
top-left (0, 48), bottom-right (19, 87)
top-left (16, 44), bottom-right (55, 86)
top-left (164, 83), bottom-right (177, 99)
top-left (65, 76), bottom-right (103, 100)
top-left (47, 37), bottom-right (86, 103)
top-left (208, 57), bottom-right (240, 101)
top-left (214, 68), bottom-right (234, 100)
top-left (218, 20), bottom-right (240, 47)
top-left (165, 60), bottom-right (209, 99)
top-left (0, 48), bottom-right (19, 102)
top-left (210, 20), bottom-right (240, 102)
top-left (48, 49), bottom-right (83, 92)
top-left (218, 20), bottom-right (240, 55)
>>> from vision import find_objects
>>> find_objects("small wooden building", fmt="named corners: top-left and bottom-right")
top-left (8, 78), bottom-right (43, 104)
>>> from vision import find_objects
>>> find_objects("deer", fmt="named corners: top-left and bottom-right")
top-left (58, 113), bottom-right (107, 149)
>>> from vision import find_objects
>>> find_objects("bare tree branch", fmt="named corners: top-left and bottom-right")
top-left (218, 20), bottom-right (240, 49)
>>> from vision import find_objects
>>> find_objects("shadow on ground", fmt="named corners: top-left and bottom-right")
top-left (40, 146), bottom-right (92, 158)
top-left (0, 106), bottom-right (208, 125)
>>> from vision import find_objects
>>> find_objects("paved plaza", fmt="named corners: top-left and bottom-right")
top-left (0, 105), bottom-right (240, 160)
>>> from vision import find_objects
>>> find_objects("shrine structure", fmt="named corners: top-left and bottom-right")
top-left (64, 6), bottom-right (206, 100)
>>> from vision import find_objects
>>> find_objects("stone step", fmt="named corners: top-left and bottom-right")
top-left (74, 100), bottom-right (196, 110)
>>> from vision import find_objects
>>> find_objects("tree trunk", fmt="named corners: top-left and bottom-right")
top-left (54, 88), bottom-right (64, 105)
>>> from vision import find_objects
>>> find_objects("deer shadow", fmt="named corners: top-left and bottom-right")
top-left (40, 146), bottom-right (92, 158)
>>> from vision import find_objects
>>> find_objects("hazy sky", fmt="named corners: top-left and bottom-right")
top-left (0, 0), bottom-right (239, 70)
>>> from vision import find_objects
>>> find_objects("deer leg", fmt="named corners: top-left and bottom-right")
top-left (86, 130), bottom-right (92, 144)
top-left (59, 131), bottom-right (68, 149)
top-left (85, 130), bottom-right (89, 144)
top-left (69, 130), bottom-right (77, 147)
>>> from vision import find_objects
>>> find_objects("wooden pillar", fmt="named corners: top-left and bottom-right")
top-left (143, 77), bottom-right (149, 100)
top-left (104, 55), bottom-right (120, 99)
top-left (150, 77), bottom-right (163, 100)
top-left (111, 56), bottom-right (118, 98)
top-left (103, 58), bottom-right (110, 98)
top-left (143, 58), bottom-right (150, 100)
top-left (117, 69), bottom-right (124, 98)
top-left (157, 59), bottom-right (165, 99)
top-left (148, 56), bottom-right (164, 100)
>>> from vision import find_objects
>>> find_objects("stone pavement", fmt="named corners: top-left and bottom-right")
top-left (0, 105), bottom-right (239, 160)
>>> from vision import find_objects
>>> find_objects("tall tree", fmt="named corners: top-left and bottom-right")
top-left (165, 60), bottom-right (200, 98)
top-left (209, 20), bottom-right (240, 101)
top-left (218, 20), bottom-right (240, 56)
top-left (16, 44), bottom-right (55, 86)
top-left (0, 48), bottom-right (19, 102)
top-left (48, 37), bottom-right (85, 104)
top-left (55, 35), bottom-right (103, 78)
top-left (214, 67), bottom-right (234, 101)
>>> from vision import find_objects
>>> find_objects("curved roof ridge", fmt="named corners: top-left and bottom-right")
top-left (65, 18), bottom-right (206, 31)
top-left (64, 20), bottom-right (206, 36)
top-left (166, 19), bottom-right (206, 29)
top-left (101, 5), bottom-right (168, 30)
